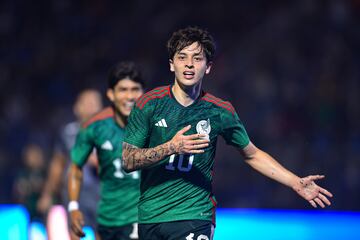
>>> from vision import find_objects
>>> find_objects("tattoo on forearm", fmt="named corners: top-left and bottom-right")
top-left (122, 142), bottom-right (177, 171)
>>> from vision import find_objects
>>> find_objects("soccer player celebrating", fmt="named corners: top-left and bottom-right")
top-left (122, 27), bottom-right (333, 240)
top-left (68, 61), bottom-right (144, 240)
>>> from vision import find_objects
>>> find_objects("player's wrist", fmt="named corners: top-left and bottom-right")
top-left (68, 200), bottom-right (79, 212)
top-left (290, 176), bottom-right (302, 190)
top-left (166, 141), bottom-right (177, 155)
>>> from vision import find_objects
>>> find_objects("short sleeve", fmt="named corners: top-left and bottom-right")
top-left (220, 110), bottom-right (250, 149)
top-left (71, 127), bottom-right (94, 168)
top-left (124, 104), bottom-right (151, 148)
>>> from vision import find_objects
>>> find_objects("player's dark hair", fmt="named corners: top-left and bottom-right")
top-left (167, 26), bottom-right (216, 62)
top-left (108, 61), bottom-right (145, 89)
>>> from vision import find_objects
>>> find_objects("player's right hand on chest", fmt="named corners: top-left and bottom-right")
top-left (170, 125), bottom-right (209, 154)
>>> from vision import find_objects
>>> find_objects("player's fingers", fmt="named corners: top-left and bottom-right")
top-left (177, 125), bottom-right (192, 135)
top-left (314, 197), bottom-right (325, 208)
top-left (190, 139), bottom-right (210, 144)
top-left (318, 193), bottom-right (331, 206)
top-left (71, 223), bottom-right (85, 237)
top-left (184, 133), bottom-right (209, 140)
top-left (188, 143), bottom-right (209, 150)
top-left (307, 175), bottom-right (325, 181)
top-left (71, 226), bottom-right (81, 237)
top-left (319, 187), bottom-right (333, 197)
top-left (185, 140), bottom-right (209, 147)
top-left (309, 200), bottom-right (317, 208)
top-left (189, 149), bottom-right (206, 154)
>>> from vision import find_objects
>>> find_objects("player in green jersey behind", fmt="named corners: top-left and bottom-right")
top-left (68, 61), bottom-right (144, 240)
top-left (122, 27), bottom-right (333, 240)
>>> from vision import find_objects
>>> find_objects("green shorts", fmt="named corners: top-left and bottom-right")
top-left (139, 220), bottom-right (214, 240)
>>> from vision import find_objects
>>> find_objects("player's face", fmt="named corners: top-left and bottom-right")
top-left (107, 78), bottom-right (143, 117)
top-left (170, 42), bottom-right (212, 88)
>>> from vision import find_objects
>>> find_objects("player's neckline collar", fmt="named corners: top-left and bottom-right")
top-left (169, 85), bottom-right (205, 109)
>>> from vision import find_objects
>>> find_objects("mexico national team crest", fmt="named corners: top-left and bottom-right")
top-left (196, 119), bottom-right (211, 139)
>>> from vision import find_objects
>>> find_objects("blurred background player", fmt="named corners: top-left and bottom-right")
top-left (68, 61), bottom-right (144, 240)
top-left (122, 26), bottom-right (333, 240)
top-left (13, 143), bottom-right (47, 223)
top-left (37, 89), bottom-right (103, 239)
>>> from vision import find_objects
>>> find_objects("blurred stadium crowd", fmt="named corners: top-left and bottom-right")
top-left (0, 0), bottom-right (359, 223)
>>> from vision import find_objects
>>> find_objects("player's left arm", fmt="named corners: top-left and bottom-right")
top-left (240, 141), bottom-right (333, 208)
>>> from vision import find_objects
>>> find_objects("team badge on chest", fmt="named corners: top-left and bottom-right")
top-left (196, 119), bottom-right (211, 140)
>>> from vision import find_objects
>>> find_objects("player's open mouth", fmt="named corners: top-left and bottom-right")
top-left (183, 71), bottom-right (195, 79)
top-left (125, 102), bottom-right (135, 109)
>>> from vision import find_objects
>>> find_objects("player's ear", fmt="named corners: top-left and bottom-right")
top-left (169, 59), bottom-right (175, 72)
top-left (205, 61), bottom-right (213, 74)
top-left (106, 88), bottom-right (115, 102)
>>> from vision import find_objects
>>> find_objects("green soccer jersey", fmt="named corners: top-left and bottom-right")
top-left (71, 107), bottom-right (140, 227)
top-left (124, 85), bottom-right (250, 224)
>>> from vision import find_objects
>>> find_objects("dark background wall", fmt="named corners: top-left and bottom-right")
top-left (1, 0), bottom-right (359, 210)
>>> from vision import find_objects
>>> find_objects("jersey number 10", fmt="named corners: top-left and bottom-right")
top-left (165, 154), bottom-right (194, 172)
top-left (113, 158), bottom-right (139, 179)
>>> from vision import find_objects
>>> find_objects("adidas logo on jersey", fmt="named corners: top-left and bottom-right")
top-left (155, 119), bottom-right (168, 127)
top-left (101, 140), bottom-right (113, 150)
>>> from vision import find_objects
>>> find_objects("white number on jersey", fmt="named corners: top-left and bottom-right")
top-left (113, 158), bottom-right (139, 179)
top-left (186, 233), bottom-right (209, 240)
top-left (165, 154), bottom-right (194, 172)
top-left (129, 223), bottom-right (138, 239)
